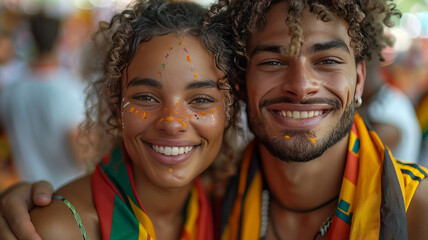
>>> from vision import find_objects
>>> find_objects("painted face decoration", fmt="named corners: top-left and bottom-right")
top-left (120, 34), bottom-right (227, 189)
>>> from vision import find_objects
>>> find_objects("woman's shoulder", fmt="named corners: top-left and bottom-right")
top-left (30, 175), bottom-right (100, 240)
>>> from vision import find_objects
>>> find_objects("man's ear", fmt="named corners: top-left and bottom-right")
top-left (355, 60), bottom-right (366, 101)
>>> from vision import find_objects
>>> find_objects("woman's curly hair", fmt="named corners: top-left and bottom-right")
top-left (208, 0), bottom-right (402, 98)
top-left (79, 0), bottom-right (239, 160)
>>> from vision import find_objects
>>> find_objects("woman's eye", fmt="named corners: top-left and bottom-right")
top-left (189, 96), bottom-right (215, 104)
top-left (133, 94), bottom-right (158, 103)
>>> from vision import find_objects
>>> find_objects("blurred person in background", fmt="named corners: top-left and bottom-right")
top-left (416, 92), bottom-right (428, 166)
top-left (360, 59), bottom-right (422, 164)
top-left (0, 12), bottom-right (88, 189)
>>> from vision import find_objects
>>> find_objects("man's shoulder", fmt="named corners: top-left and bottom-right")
top-left (406, 177), bottom-right (428, 239)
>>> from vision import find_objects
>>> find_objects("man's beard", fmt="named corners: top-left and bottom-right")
top-left (248, 101), bottom-right (355, 162)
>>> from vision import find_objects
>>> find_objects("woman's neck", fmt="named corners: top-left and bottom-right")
top-left (132, 167), bottom-right (192, 238)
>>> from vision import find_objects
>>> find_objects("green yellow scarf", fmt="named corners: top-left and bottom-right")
top-left (220, 113), bottom-right (427, 240)
top-left (92, 146), bottom-right (213, 240)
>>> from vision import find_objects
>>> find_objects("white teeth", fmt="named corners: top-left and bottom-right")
top-left (278, 110), bottom-right (323, 119)
top-left (300, 111), bottom-right (308, 119)
top-left (293, 111), bottom-right (300, 118)
top-left (152, 145), bottom-right (194, 155)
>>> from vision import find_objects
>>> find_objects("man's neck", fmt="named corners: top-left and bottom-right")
top-left (260, 133), bottom-right (349, 210)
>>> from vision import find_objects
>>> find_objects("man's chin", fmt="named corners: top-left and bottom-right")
top-left (259, 135), bottom-right (326, 162)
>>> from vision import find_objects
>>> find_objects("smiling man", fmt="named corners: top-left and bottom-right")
top-left (1, 1), bottom-right (428, 240)
top-left (216, 0), bottom-right (428, 239)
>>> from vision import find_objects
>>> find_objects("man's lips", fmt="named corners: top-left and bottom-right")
top-left (265, 103), bottom-right (333, 129)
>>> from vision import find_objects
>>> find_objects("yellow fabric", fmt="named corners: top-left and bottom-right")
top-left (182, 185), bottom-right (199, 240)
top-left (221, 113), bottom-right (427, 240)
top-left (129, 195), bottom-right (157, 240)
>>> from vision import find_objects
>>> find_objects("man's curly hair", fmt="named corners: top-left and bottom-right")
top-left (208, 0), bottom-right (402, 97)
top-left (79, 0), bottom-right (238, 159)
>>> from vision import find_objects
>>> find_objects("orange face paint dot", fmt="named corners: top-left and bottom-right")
top-left (130, 107), bottom-right (134, 112)
top-left (134, 110), bottom-right (139, 114)
top-left (169, 168), bottom-right (174, 173)
top-left (209, 109), bottom-right (215, 114)
top-left (178, 119), bottom-right (182, 123)
top-left (187, 55), bottom-right (191, 62)
top-left (141, 112), bottom-right (146, 119)
top-left (199, 111), bottom-right (207, 116)
top-left (182, 122), bottom-right (187, 128)
top-left (284, 135), bottom-right (291, 139)
top-left (159, 118), bottom-right (164, 122)
top-left (165, 116), bottom-right (173, 121)
top-left (310, 138), bottom-right (317, 144)
top-left (193, 73), bottom-right (198, 78)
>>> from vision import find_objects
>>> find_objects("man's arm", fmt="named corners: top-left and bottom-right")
top-left (0, 181), bottom-right (53, 240)
top-left (407, 178), bottom-right (428, 239)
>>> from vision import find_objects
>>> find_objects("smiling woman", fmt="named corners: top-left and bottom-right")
top-left (28, 1), bottom-right (238, 239)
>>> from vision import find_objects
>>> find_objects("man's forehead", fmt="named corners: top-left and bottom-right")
top-left (248, 2), bottom-right (352, 56)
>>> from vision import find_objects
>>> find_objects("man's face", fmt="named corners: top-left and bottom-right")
top-left (246, 2), bottom-right (365, 162)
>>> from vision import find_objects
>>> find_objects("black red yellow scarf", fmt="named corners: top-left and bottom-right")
top-left (220, 113), bottom-right (427, 240)
top-left (92, 146), bottom-right (213, 240)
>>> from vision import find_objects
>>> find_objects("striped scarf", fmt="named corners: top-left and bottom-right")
top-left (220, 113), bottom-right (427, 240)
top-left (92, 146), bottom-right (213, 240)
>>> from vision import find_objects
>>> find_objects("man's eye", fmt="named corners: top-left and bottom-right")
top-left (259, 60), bottom-right (283, 66)
top-left (318, 58), bottom-right (342, 65)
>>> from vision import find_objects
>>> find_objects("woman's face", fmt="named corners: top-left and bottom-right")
top-left (121, 34), bottom-right (227, 190)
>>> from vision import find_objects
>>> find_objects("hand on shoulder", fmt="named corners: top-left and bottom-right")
top-left (30, 175), bottom-right (99, 240)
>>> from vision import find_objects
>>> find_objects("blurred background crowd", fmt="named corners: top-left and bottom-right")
top-left (0, 0), bottom-right (427, 192)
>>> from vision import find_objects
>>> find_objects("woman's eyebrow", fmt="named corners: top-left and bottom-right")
top-left (127, 77), bottom-right (162, 89)
top-left (185, 79), bottom-right (218, 90)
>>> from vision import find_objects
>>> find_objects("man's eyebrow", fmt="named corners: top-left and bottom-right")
top-left (185, 79), bottom-right (218, 90)
top-left (309, 40), bottom-right (350, 54)
top-left (249, 44), bottom-right (284, 58)
top-left (127, 77), bottom-right (162, 89)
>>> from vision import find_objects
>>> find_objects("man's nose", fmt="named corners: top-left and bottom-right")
top-left (280, 62), bottom-right (320, 100)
